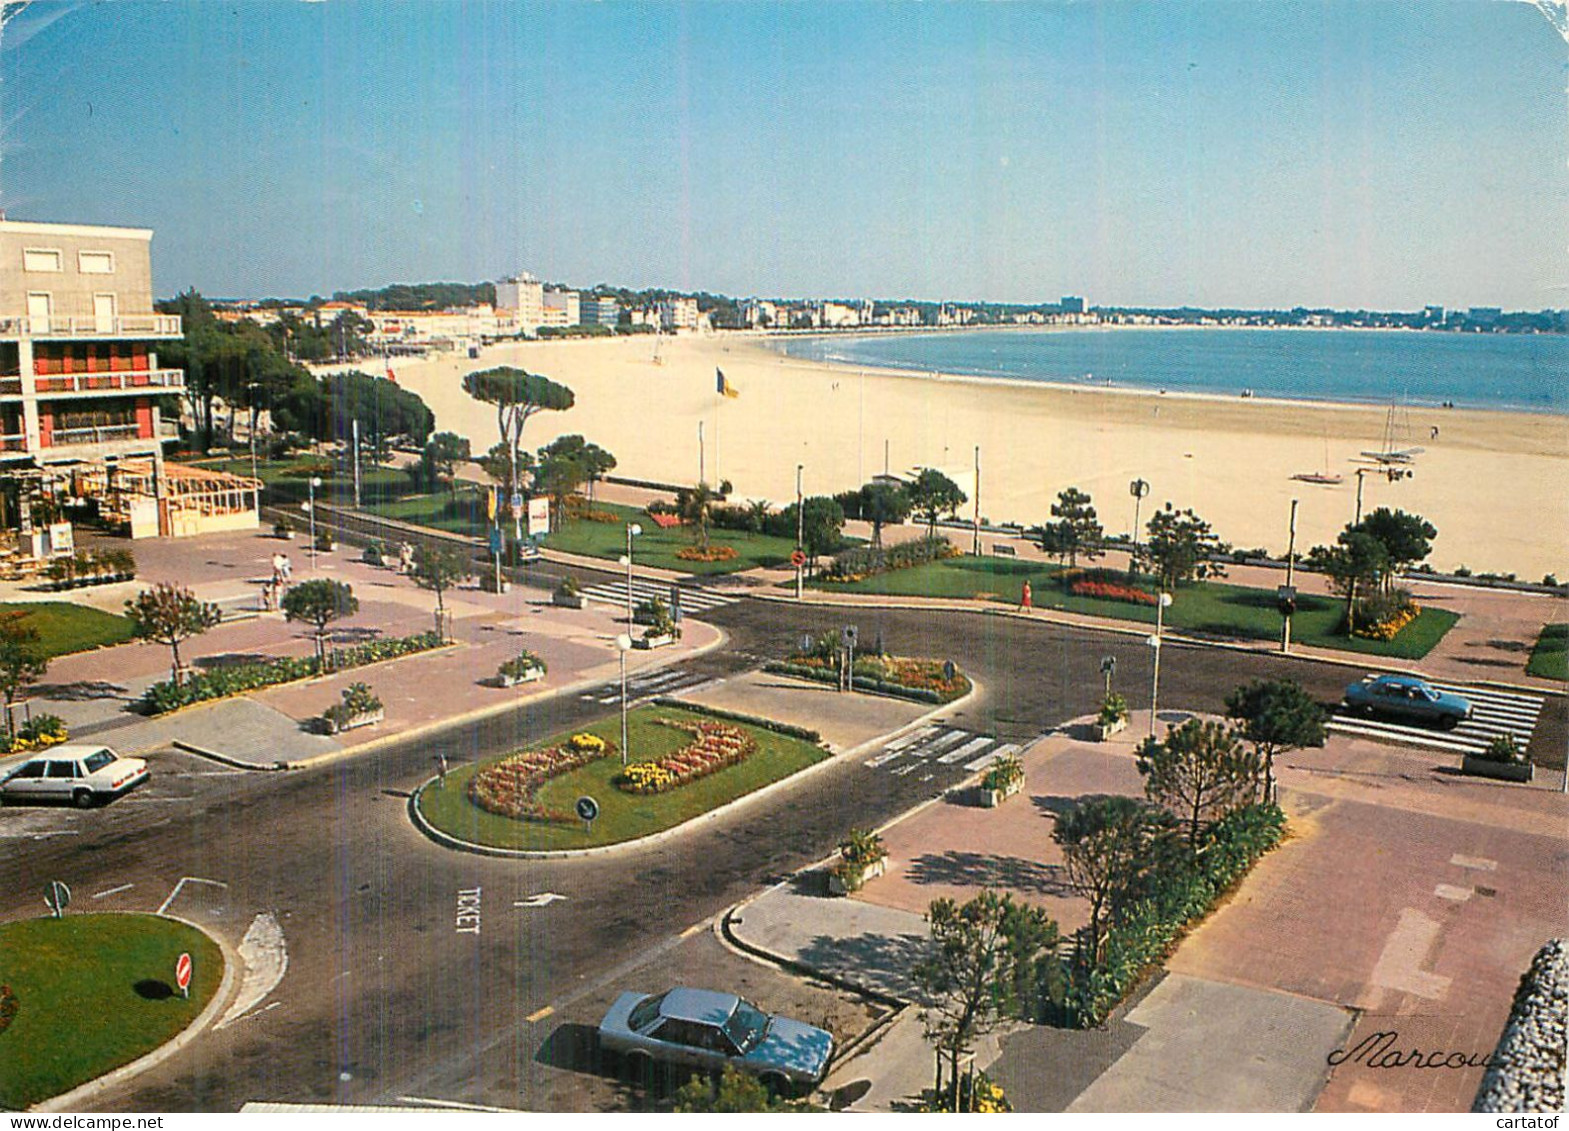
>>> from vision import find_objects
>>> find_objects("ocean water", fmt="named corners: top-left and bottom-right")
top-left (774, 328), bottom-right (1569, 414)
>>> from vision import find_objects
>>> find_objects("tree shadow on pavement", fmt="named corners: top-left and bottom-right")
top-left (906, 851), bottom-right (1073, 897)
top-left (195, 653), bottom-right (272, 670)
top-left (1030, 794), bottom-right (1080, 819)
top-left (33, 679), bottom-right (128, 701)
top-left (797, 932), bottom-right (932, 1002)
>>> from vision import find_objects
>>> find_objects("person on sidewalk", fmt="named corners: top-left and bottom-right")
top-left (399, 543), bottom-right (415, 575)
top-left (434, 751), bottom-right (448, 786)
top-left (271, 552), bottom-right (285, 586)
top-left (280, 554), bottom-right (293, 582)
top-left (1020, 579), bottom-right (1032, 611)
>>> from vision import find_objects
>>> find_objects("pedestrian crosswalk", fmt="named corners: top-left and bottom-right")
top-left (578, 578), bottom-right (739, 617)
top-left (1328, 680), bottom-right (1545, 758)
top-left (864, 725), bottom-right (1026, 775)
top-left (578, 667), bottom-right (722, 706)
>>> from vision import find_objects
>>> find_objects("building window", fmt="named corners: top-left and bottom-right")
top-left (78, 251), bottom-right (115, 275)
top-left (23, 248), bottom-right (62, 273)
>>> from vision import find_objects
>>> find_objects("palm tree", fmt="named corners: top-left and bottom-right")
top-left (677, 481), bottom-right (718, 552)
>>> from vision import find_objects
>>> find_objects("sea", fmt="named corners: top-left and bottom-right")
top-left (774, 328), bottom-right (1569, 415)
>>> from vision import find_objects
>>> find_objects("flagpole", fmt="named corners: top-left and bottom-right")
top-left (698, 420), bottom-right (705, 484)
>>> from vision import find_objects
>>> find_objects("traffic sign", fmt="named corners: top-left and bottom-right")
top-left (510, 493), bottom-right (525, 514)
top-left (575, 796), bottom-right (599, 822)
top-left (488, 528), bottom-right (503, 554)
top-left (175, 952), bottom-right (193, 998)
top-left (790, 549), bottom-right (806, 568)
top-left (842, 625), bottom-right (858, 646)
top-left (44, 880), bottom-right (70, 918)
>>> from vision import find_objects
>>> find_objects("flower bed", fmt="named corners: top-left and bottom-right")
top-left (765, 654), bottom-right (971, 704)
top-left (1069, 579), bottom-right (1157, 606)
top-left (616, 718), bottom-right (757, 795)
top-left (676, 544), bottom-right (739, 562)
top-left (467, 732), bottom-right (616, 822)
top-left (822, 535), bottom-right (958, 583)
top-left (1353, 602), bottom-right (1421, 641)
top-left (5, 714), bottom-right (68, 755)
top-left (140, 631), bottom-right (444, 715)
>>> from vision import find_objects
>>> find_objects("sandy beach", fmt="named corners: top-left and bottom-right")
top-left (380, 333), bottom-right (1569, 581)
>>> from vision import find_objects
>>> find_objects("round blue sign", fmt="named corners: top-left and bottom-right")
top-left (575, 795), bottom-right (599, 822)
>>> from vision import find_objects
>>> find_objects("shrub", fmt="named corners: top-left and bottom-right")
top-left (362, 540), bottom-right (387, 566)
top-left (314, 529), bottom-right (337, 552)
top-left (498, 651), bottom-right (546, 680)
top-left (141, 631), bottom-right (442, 714)
top-left (1056, 804), bottom-right (1286, 1027)
top-left (981, 755), bottom-right (1024, 794)
top-left (823, 535), bottom-right (958, 582)
top-left (676, 544), bottom-right (738, 562)
top-left (0, 984), bottom-right (17, 1036)
top-left (16, 713), bottom-right (67, 748)
top-left (916, 1070), bottom-right (1012, 1114)
top-left (556, 575), bottom-right (581, 598)
top-left (1099, 692), bottom-right (1130, 727)
top-left (1352, 589), bottom-right (1420, 640)
top-left (323, 682), bottom-right (382, 728)
top-left (1478, 734), bottom-right (1526, 765)
top-left (648, 698), bottom-right (822, 742)
top-left (272, 520), bottom-right (292, 539)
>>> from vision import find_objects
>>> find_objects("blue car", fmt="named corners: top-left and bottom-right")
top-left (598, 987), bottom-right (835, 1092)
top-left (1343, 674), bottom-right (1472, 730)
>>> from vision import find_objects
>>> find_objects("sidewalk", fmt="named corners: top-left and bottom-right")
top-left (8, 527), bottom-right (722, 768)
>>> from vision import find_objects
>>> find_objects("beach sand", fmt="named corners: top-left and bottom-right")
top-left (381, 333), bottom-right (1568, 581)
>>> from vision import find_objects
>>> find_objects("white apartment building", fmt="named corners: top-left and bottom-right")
top-left (658, 297), bottom-right (699, 332)
top-left (542, 288), bottom-right (581, 327)
top-left (495, 273), bottom-right (545, 333)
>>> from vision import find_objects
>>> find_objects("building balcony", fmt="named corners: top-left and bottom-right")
top-left (25, 369), bottom-right (186, 397)
top-left (0, 314), bottom-right (183, 339)
top-left (51, 423), bottom-right (145, 446)
top-left (0, 433), bottom-right (28, 458)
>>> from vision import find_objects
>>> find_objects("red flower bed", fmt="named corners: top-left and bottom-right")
top-left (647, 511), bottom-right (683, 529)
top-left (616, 718), bottom-right (757, 795)
top-left (468, 738), bottom-right (615, 822)
top-left (1071, 579), bottom-right (1158, 606)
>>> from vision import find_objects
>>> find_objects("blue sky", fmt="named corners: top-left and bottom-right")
top-left (4, 1), bottom-right (1563, 309)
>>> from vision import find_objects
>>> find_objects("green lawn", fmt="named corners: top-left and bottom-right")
top-left (811, 556), bottom-right (1459, 660)
top-left (0, 601), bottom-right (135, 657)
top-left (417, 704), bottom-right (828, 851)
top-left (0, 914), bottom-right (223, 1109)
top-left (1527, 623), bottom-right (1568, 681)
top-left (368, 491), bottom-right (808, 576)
top-left (185, 455), bottom-right (416, 510)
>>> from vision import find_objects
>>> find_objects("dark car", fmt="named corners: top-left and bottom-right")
top-left (1343, 674), bottom-right (1472, 729)
top-left (597, 987), bottom-right (834, 1092)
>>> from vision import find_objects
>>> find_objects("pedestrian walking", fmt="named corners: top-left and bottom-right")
top-left (1021, 579), bottom-right (1033, 610)
top-left (434, 751), bottom-right (448, 787)
top-left (280, 554), bottom-right (293, 582)
top-left (400, 542), bottom-right (415, 574)
top-left (271, 552), bottom-right (285, 586)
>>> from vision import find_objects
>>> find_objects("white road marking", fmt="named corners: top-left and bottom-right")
top-left (1434, 884), bottom-right (1472, 901)
top-left (92, 883), bottom-right (135, 899)
top-left (157, 875), bottom-right (229, 916)
top-left (1369, 908), bottom-right (1451, 1001)
top-left (965, 743), bottom-right (1021, 772)
top-left (1450, 854), bottom-right (1497, 871)
top-left (938, 736), bottom-right (997, 764)
top-left (217, 913), bottom-right (290, 1029)
top-left (514, 893), bottom-right (567, 908)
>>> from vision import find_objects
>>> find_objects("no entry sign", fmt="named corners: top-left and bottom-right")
top-left (175, 951), bottom-right (193, 998)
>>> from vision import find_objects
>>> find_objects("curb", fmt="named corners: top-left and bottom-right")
top-left (718, 885), bottom-right (912, 1010)
top-left (32, 912), bottom-right (241, 1113)
top-left (282, 622), bottom-right (731, 771)
top-left (172, 739), bottom-right (287, 771)
top-left (406, 676), bottom-right (981, 860)
top-left (740, 589), bottom-right (1567, 699)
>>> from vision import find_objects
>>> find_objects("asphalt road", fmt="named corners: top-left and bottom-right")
top-left (2, 596), bottom-right (1562, 1112)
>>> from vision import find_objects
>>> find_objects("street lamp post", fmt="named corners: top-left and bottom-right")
top-left (1148, 591), bottom-right (1173, 739)
top-left (246, 382), bottom-right (260, 488)
top-left (616, 634), bottom-right (633, 766)
top-left (307, 476), bottom-right (322, 569)
top-left (795, 463), bottom-right (805, 600)
top-left (624, 523), bottom-right (642, 624)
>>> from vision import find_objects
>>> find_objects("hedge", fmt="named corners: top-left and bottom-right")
top-left (1058, 804), bottom-right (1287, 1027)
top-left (141, 631), bottom-right (444, 714)
top-left (649, 697), bottom-right (823, 743)
top-left (822, 535), bottom-right (959, 582)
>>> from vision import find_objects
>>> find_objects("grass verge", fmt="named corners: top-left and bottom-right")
top-left (810, 556), bottom-right (1459, 660)
top-left (416, 703), bottom-right (828, 851)
top-left (1527, 623), bottom-right (1568, 681)
top-left (0, 914), bottom-right (223, 1110)
top-left (0, 602), bottom-right (136, 658)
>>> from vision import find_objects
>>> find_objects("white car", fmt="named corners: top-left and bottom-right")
top-left (0, 745), bottom-right (149, 808)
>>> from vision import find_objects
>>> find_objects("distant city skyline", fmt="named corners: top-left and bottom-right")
top-left (5, 2), bottom-right (1564, 310)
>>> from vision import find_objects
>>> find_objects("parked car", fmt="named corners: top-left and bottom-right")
top-left (1343, 674), bottom-right (1472, 729)
top-left (598, 987), bottom-right (834, 1093)
top-left (0, 746), bottom-right (149, 808)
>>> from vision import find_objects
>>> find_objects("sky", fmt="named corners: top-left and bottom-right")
top-left (2, 1), bottom-right (1564, 309)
